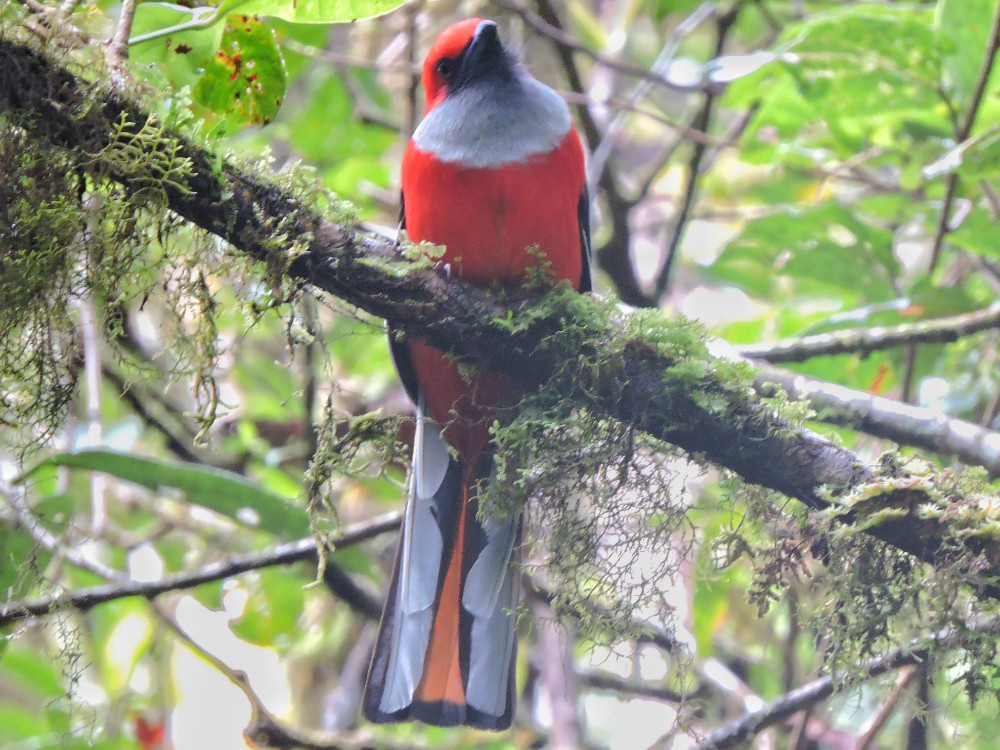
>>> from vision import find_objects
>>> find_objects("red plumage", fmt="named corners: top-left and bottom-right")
top-left (363, 17), bottom-right (590, 730)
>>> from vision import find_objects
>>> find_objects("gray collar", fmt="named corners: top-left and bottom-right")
top-left (412, 75), bottom-right (571, 168)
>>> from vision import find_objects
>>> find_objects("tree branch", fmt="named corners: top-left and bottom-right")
top-left (500, 0), bottom-right (714, 95)
top-left (694, 616), bottom-right (1000, 750)
top-left (754, 363), bottom-right (1000, 476)
top-left (928, 0), bottom-right (1000, 274)
top-left (738, 303), bottom-right (1000, 363)
top-left (0, 512), bottom-right (401, 627)
top-left (516, 0), bottom-right (651, 307)
top-left (3, 37), bottom-right (1000, 596)
top-left (653, 4), bottom-right (740, 299)
top-left (105, 0), bottom-right (136, 69)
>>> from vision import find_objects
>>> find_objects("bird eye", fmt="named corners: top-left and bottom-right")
top-left (435, 57), bottom-right (455, 79)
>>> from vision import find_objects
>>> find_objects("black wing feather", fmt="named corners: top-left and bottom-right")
top-left (577, 186), bottom-right (593, 293)
top-left (389, 191), bottom-right (421, 405)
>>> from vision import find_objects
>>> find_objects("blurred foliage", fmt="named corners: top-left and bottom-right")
top-left (2, 0), bottom-right (1000, 748)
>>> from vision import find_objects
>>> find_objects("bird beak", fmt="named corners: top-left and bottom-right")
top-left (455, 20), bottom-right (513, 87)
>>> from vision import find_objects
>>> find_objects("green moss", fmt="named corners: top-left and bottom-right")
top-left (733, 449), bottom-right (1000, 704)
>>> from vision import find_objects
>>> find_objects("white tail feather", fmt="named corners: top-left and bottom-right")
top-left (379, 397), bottom-right (450, 713)
top-left (467, 536), bottom-right (519, 714)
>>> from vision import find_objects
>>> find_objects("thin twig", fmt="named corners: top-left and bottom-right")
top-left (694, 616), bottom-right (1000, 750)
top-left (904, 663), bottom-right (931, 750)
top-left (558, 90), bottom-right (724, 147)
top-left (525, 0), bottom-right (650, 307)
top-left (105, 0), bottom-right (136, 70)
top-left (13, 0), bottom-right (89, 46)
top-left (653, 4), bottom-right (740, 299)
top-left (78, 293), bottom-right (107, 533)
top-left (854, 667), bottom-right (919, 750)
top-left (589, 1), bottom-right (718, 189)
top-left (981, 179), bottom-right (1000, 217)
top-left (302, 297), bottom-right (321, 463)
top-left (499, 0), bottom-right (712, 95)
top-left (534, 600), bottom-right (583, 750)
top-left (403, 1), bottom-right (421, 138)
top-left (737, 303), bottom-right (1000, 363)
top-left (909, 2), bottom-right (1000, 398)
top-left (2, 488), bottom-right (126, 583)
top-left (0, 512), bottom-right (401, 627)
top-left (281, 38), bottom-right (419, 75)
top-left (101, 361), bottom-right (221, 466)
top-left (150, 603), bottom-right (420, 750)
top-left (575, 667), bottom-right (690, 703)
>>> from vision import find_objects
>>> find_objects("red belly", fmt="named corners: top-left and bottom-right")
top-left (401, 128), bottom-right (586, 460)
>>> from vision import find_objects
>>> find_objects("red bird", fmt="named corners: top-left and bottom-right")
top-left (363, 18), bottom-right (590, 730)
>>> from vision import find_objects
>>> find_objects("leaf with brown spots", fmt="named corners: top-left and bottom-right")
top-left (192, 14), bottom-right (286, 126)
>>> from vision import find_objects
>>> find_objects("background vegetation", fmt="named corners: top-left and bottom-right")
top-left (2, 0), bottom-right (1000, 748)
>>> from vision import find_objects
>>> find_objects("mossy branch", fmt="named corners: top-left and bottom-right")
top-left (2, 36), bottom-right (999, 598)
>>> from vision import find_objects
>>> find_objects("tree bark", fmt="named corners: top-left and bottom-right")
top-left (2, 36), bottom-right (998, 596)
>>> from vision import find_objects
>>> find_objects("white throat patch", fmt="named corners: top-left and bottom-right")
top-left (412, 75), bottom-right (572, 168)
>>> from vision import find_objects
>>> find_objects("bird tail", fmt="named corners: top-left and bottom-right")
top-left (362, 397), bottom-right (520, 731)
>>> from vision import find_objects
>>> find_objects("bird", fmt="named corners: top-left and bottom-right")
top-left (362, 17), bottom-right (591, 731)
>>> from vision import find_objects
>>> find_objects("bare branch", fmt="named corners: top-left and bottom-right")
top-left (913, 2), bottom-right (1000, 396)
top-left (152, 601), bottom-right (422, 750)
top-left (0, 512), bottom-right (401, 627)
top-left (499, 0), bottom-right (713, 95)
top-left (105, 0), bottom-right (136, 69)
top-left (518, 0), bottom-right (650, 307)
top-left (694, 616), bottom-right (1000, 750)
top-left (576, 667), bottom-right (689, 703)
top-left (3, 488), bottom-right (126, 583)
top-left (754, 363), bottom-right (1000, 477)
top-left (738, 303), bottom-right (1000, 363)
top-left (854, 667), bottom-right (919, 750)
top-left (588, 1), bottom-right (717, 188)
top-left (653, 4), bottom-right (741, 298)
top-left (534, 600), bottom-right (583, 750)
top-left (928, 0), bottom-right (1000, 273)
top-left (78, 293), bottom-right (107, 532)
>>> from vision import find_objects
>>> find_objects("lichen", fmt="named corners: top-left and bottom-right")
top-left (730, 449), bottom-right (1000, 705)
top-left (477, 289), bottom-right (770, 643)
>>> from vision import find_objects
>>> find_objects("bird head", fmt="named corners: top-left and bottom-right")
top-left (421, 19), bottom-right (518, 111)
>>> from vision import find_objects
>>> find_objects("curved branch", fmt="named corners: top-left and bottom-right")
top-left (694, 616), bottom-right (1000, 750)
top-left (499, 0), bottom-right (713, 95)
top-left (739, 304), bottom-right (1000, 363)
top-left (0, 512), bottom-right (401, 627)
top-left (3, 37), bottom-right (1000, 596)
top-left (754, 363), bottom-right (1000, 477)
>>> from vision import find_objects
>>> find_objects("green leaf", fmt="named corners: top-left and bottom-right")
top-left (0, 645), bottom-right (64, 699)
top-left (956, 127), bottom-right (1000, 177)
top-left (708, 202), bottom-right (897, 304)
top-left (20, 450), bottom-right (310, 539)
top-left (950, 206), bottom-right (1000, 259)
top-left (32, 493), bottom-right (75, 534)
top-left (936, 0), bottom-right (996, 107)
top-left (0, 704), bottom-right (47, 743)
top-left (131, 4), bottom-right (227, 90)
top-left (229, 567), bottom-right (306, 644)
top-left (193, 14), bottom-right (287, 125)
top-left (727, 5), bottom-right (950, 159)
top-left (89, 599), bottom-right (154, 697)
top-left (0, 525), bottom-right (48, 602)
top-left (923, 126), bottom-right (1000, 179)
top-left (236, 0), bottom-right (406, 24)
